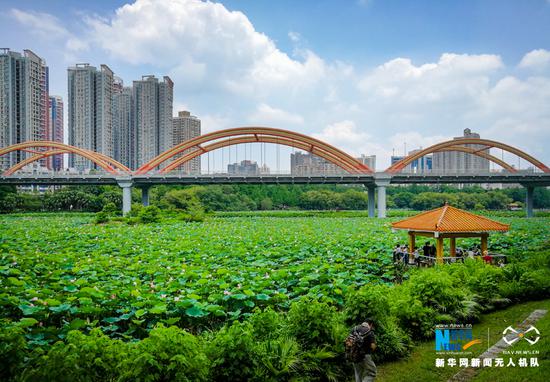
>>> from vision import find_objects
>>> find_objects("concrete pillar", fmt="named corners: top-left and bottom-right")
top-left (117, 180), bottom-right (133, 216)
top-left (141, 186), bottom-right (150, 207)
top-left (367, 186), bottom-right (375, 218)
top-left (377, 185), bottom-right (387, 218)
top-left (374, 173), bottom-right (392, 219)
top-left (525, 186), bottom-right (534, 218)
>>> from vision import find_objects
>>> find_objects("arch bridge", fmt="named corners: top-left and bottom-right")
top-left (1, 127), bottom-right (548, 217)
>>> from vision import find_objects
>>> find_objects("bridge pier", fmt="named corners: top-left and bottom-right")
top-left (367, 185), bottom-right (375, 218)
top-left (117, 180), bottom-right (133, 216)
top-left (375, 175), bottom-right (392, 218)
top-left (141, 186), bottom-right (151, 207)
top-left (525, 186), bottom-right (534, 218)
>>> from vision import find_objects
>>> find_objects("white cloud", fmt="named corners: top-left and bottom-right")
top-left (288, 31), bottom-right (301, 43)
top-left (200, 114), bottom-right (232, 133)
top-left (312, 120), bottom-right (391, 169)
top-left (83, 0), bottom-right (327, 99)
top-left (249, 103), bottom-right (304, 126)
top-left (10, 8), bottom-right (88, 56)
top-left (359, 53), bottom-right (503, 104)
top-left (10, 9), bottom-right (68, 38)
top-left (518, 49), bottom-right (550, 70)
top-left (8, 1), bottom-right (550, 169)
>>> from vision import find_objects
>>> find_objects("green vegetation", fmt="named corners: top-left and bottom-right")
top-left (1, 183), bottom-right (550, 213)
top-left (0, 213), bottom-right (549, 381)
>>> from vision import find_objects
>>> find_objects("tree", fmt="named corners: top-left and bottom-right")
top-left (392, 192), bottom-right (414, 209)
top-left (340, 189), bottom-right (369, 210)
top-left (259, 197), bottom-right (273, 210)
top-left (298, 190), bottom-right (340, 210)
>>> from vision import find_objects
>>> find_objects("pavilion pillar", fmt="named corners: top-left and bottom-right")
top-left (408, 232), bottom-right (415, 263)
top-left (367, 185), bottom-right (375, 218)
top-left (481, 234), bottom-right (488, 255)
top-left (450, 237), bottom-right (456, 258)
top-left (436, 236), bottom-right (444, 264)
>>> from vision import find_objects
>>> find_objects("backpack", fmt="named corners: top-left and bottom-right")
top-left (344, 327), bottom-right (371, 363)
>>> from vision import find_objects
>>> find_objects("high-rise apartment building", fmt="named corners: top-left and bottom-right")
top-left (48, 95), bottom-right (64, 171)
top-left (67, 63), bottom-right (114, 170)
top-left (172, 111), bottom-right (201, 174)
top-left (0, 49), bottom-right (48, 170)
top-left (113, 77), bottom-right (133, 168)
top-left (432, 129), bottom-right (489, 173)
top-left (290, 151), bottom-right (346, 175)
top-left (133, 75), bottom-right (173, 167)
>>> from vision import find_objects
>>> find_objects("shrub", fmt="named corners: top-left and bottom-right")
top-left (205, 321), bottom-right (257, 382)
top-left (248, 308), bottom-right (284, 341)
top-left (254, 336), bottom-right (303, 382)
top-left (93, 211), bottom-right (109, 224)
top-left (372, 319), bottom-right (411, 362)
top-left (344, 284), bottom-right (392, 326)
top-left (407, 268), bottom-right (466, 316)
top-left (0, 326), bottom-right (27, 381)
top-left (138, 205), bottom-right (161, 224)
top-left (101, 202), bottom-right (120, 216)
top-left (19, 329), bottom-right (126, 382)
top-left (345, 284), bottom-right (411, 361)
top-left (390, 290), bottom-right (437, 340)
top-left (179, 207), bottom-right (205, 222)
top-left (284, 298), bottom-right (347, 381)
top-left (285, 298), bottom-right (344, 350)
top-left (121, 325), bottom-right (209, 382)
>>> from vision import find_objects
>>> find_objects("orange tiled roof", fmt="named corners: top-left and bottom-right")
top-left (391, 205), bottom-right (510, 232)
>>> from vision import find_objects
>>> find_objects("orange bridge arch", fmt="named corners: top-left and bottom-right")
top-left (386, 138), bottom-right (550, 173)
top-left (0, 142), bottom-right (130, 175)
top-left (136, 127), bottom-right (373, 174)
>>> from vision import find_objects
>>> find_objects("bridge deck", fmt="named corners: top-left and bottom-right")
top-left (1, 173), bottom-right (549, 186)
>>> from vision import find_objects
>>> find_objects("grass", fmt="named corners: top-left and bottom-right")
top-left (375, 299), bottom-right (550, 382)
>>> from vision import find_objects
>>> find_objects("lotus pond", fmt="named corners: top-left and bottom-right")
top-left (0, 213), bottom-right (547, 346)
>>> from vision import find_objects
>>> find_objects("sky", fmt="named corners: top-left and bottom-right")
top-left (1, 0), bottom-right (550, 171)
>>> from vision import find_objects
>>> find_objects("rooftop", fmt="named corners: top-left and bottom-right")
top-left (391, 204), bottom-right (510, 233)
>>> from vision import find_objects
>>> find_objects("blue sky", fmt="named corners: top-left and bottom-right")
top-left (2, 0), bottom-right (550, 170)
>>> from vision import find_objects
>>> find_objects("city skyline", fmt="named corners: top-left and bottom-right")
top-left (1, 0), bottom-right (550, 170)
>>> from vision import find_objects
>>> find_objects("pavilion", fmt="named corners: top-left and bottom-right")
top-left (391, 204), bottom-right (510, 264)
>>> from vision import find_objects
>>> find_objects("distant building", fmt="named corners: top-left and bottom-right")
top-left (172, 111), bottom-right (201, 174)
top-left (391, 151), bottom-right (433, 174)
top-left (133, 75), bottom-right (173, 167)
top-left (67, 63), bottom-right (114, 170)
top-left (48, 96), bottom-right (64, 171)
top-left (356, 154), bottom-right (376, 171)
top-left (407, 149), bottom-right (432, 174)
top-left (113, 78), bottom-right (133, 168)
top-left (432, 129), bottom-right (489, 173)
top-left (259, 163), bottom-right (270, 175)
top-left (291, 151), bottom-right (346, 175)
top-left (228, 160), bottom-right (260, 175)
top-left (0, 49), bottom-right (49, 170)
